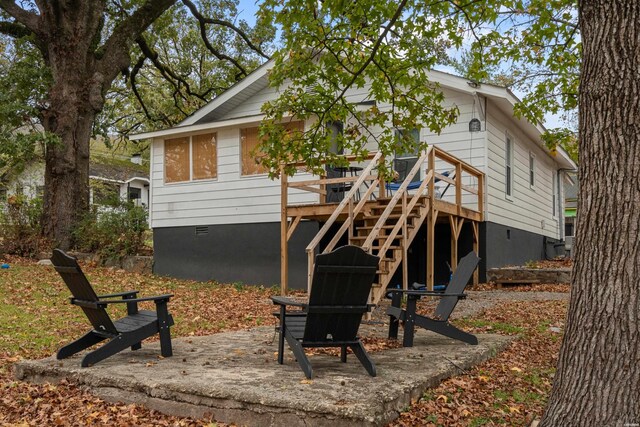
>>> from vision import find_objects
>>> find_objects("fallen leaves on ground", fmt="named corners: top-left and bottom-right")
top-left (306, 336), bottom-right (403, 357)
top-left (0, 256), bottom-right (291, 426)
top-left (390, 300), bottom-right (567, 426)
top-left (1, 257), bottom-right (567, 426)
top-left (470, 282), bottom-right (571, 293)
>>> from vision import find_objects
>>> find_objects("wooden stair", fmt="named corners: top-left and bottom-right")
top-left (347, 196), bottom-right (431, 305)
top-left (301, 149), bottom-right (436, 306)
top-left (283, 145), bottom-right (484, 299)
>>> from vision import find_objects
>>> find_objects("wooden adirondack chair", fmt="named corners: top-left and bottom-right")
top-left (51, 249), bottom-right (174, 367)
top-left (272, 245), bottom-right (380, 379)
top-left (387, 251), bottom-right (480, 346)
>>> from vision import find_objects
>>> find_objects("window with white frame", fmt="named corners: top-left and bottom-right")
top-left (505, 133), bottom-right (513, 197)
top-left (164, 133), bottom-right (217, 183)
top-left (552, 171), bottom-right (558, 217)
top-left (529, 152), bottom-right (536, 188)
top-left (394, 128), bottom-right (421, 183)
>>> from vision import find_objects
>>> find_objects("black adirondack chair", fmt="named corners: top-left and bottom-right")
top-left (272, 245), bottom-right (380, 379)
top-left (51, 249), bottom-right (174, 367)
top-left (387, 251), bottom-right (480, 347)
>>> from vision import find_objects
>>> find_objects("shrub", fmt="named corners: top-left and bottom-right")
top-left (0, 194), bottom-right (45, 256)
top-left (73, 201), bottom-right (148, 260)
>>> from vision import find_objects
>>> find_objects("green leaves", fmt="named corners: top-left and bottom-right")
top-left (462, 0), bottom-right (579, 130)
top-left (99, 0), bottom-right (275, 137)
top-left (258, 0), bottom-right (579, 176)
top-left (258, 1), bottom-right (468, 177)
top-left (0, 37), bottom-right (55, 173)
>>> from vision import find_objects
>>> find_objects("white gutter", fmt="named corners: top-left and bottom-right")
top-left (129, 114), bottom-right (267, 141)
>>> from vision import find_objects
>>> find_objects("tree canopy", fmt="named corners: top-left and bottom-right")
top-left (0, 0), bottom-right (274, 247)
top-left (258, 0), bottom-right (579, 177)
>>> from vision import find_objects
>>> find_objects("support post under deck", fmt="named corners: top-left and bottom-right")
top-left (280, 167), bottom-right (288, 294)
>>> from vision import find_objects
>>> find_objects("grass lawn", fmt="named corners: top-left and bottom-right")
top-left (0, 257), bottom-right (568, 426)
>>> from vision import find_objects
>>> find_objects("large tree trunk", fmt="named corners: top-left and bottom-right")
top-left (540, 1), bottom-right (640, 425)
top-left (42, 100), bottom-right (95, 250)
top-left (38, 3), bottom-right (109, 249)
top-left (33, 1), bottom-right (175, 249)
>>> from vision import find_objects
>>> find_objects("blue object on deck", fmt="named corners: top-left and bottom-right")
top-left (1, 263), bottom-right (10, 269)
top-left (411, 282), bottom-right (446, 292)
top-left (385, 181), bottom-right (423, 192)
top-left (385, 284), bottom-right (401, 299)
top-left (385, 170), bottom-right (451, 192)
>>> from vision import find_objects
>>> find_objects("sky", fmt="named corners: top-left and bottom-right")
top-left (237, 0), bottom-right (259, 26)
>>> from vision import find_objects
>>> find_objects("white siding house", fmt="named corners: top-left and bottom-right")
top-left (132, 61), bottom-right (576, 286)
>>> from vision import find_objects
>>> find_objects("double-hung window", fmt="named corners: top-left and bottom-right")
top-left (505, 133), bottom-right (514, 198)
top-left (552, 171), bottom-right (558, 217)
top-left (164, 133), bottom-right (217, 183)
top-left (529, 152), bottom-right (536, 188)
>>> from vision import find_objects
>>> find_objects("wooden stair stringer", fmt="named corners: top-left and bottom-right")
top-left (368, 198), bottom-right (431, 305)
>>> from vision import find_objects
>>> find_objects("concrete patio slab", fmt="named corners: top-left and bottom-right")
top-left (15, 327), bottom-right (511, 426)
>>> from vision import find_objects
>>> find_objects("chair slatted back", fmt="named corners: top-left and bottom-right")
top-left (304, 246), bottom-right (379, 343)
top-left (51, 249), bottom-right (118, 335)
top-left (434, 251), bottom-right (480, 320)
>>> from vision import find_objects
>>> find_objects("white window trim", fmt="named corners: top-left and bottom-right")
top-left (505, 131), bottom-right (514, 201)
top-left (163, 133), bottom-right (219, 185)
top-left (552, 170), bottom-right (559, 219)
top-left (529, 151), bottom-right (536, 190)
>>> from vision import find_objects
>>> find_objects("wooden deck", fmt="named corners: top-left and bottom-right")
top-left (287, 198), bottom-right (482, 223)
top-left (280, 147), bottom-right (485, 306)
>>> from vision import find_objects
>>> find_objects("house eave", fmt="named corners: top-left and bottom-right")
top-left (129, 114), bottom-right (267, 141)
top-left (178, 61), bottom-right (274, 126)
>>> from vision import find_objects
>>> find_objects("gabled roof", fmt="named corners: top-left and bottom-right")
top-left (179, 60), bottom-right (274, 126)
top-left (89, 160), bottom-right (148, 183)
top-left (131, 60), bottom-right (576, 170)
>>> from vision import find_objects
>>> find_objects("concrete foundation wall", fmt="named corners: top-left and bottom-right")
top-left (480, 221), bottom-right (554, 280)
top-left (153, 222), bottom-right (318, 289)
top-left (153, 220), bottom-right (555, 288)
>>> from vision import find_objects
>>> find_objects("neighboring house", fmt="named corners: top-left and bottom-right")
top-left (131, 60), bottom-right (576, 291)
top-left (0, 161), bottom-right (45, 201)
top-left (88, 157), bottom-right (150, 209)
top-left (0, 155), bottom-right (149, 210)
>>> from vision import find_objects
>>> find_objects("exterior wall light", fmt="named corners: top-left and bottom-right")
top-left (469, 118), bottom-right (482, 132)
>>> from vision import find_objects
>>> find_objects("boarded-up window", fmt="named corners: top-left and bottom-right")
top-left (240, 121), bottom-right (304, 176)
top-left (192, 133), bottom-right (217, 180)
top-left (165, 133), bottom-right (217, 183)
top-left (165, 137), bottom-right (190, 183)
top-left (241, 126), bottom-right (265, 175)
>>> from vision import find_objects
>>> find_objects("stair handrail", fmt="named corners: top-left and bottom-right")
top-left (361, 147), bottom-right (433, 251)
top-left (322, 176), bottom-right (382, 254)
top-left (376, 168), bottom-right (434, 262)
top-left (305, 151), bottom-right (383, 255)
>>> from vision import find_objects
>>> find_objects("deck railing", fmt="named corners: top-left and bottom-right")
top-left (279, 146), bottom-right (485, 294)
top-left (302, 151), bottom-right (383, 291)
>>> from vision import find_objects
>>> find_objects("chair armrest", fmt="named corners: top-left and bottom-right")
top-left (271, 296), bottom-right (307, 308)
top-left (97, 290), bottom-right (138, 299)
top-left (100, 294), bottom-right (173, 304)
top-left (409, 291), bottom-right (467, 298)
top-left (386, 289), bottom-right (468, 298)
